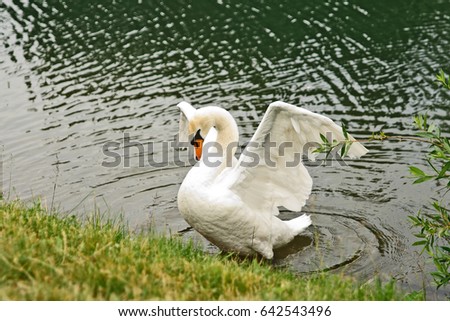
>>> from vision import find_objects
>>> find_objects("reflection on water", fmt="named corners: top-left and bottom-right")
top-left (1, 0), bottom-right (449, 298)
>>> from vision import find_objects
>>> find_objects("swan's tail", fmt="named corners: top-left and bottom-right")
top-left (286, 214), bottom-right (312, 235)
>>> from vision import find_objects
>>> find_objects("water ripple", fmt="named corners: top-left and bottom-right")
top-left (1, 0), bottom-right (449, 298)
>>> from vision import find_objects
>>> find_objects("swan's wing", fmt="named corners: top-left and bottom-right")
top-left (228, 101), bottom-right (368, 213)
top-left (177, 101), bottom-right (196, 145)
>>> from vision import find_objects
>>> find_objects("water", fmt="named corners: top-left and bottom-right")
top-left (1, 0), bottom-right (449, 298)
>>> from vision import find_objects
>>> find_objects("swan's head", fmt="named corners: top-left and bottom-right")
top-left (188, 109), bottom-right (215, 161)
top-left (178, 101), bottom-right (239, 162)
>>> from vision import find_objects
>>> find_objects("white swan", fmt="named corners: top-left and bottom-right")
top-left (177, 101), bottom-right (368, 259)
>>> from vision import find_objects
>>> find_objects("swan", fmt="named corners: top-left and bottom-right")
top-left (177, 101), bottom-right (368, 259)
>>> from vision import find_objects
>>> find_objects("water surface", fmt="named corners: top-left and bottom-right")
top-left (1, 0), bottom-right (449, 298)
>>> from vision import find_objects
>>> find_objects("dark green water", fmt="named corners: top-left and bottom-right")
top-left (1, 0), bottom-right (449, 298)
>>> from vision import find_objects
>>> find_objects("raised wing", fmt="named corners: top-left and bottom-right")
top-left (228, 101), bottom-right (368, 214)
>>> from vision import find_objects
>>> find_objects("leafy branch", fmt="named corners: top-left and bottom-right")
top-left (313, 120), bottom-right (444, 160)
top-left (313, 70), bottom-right (450, 289)
top-left (407, 113), bottom-right (450, 289)
top-left (313, 123), bottom-right (353, 159)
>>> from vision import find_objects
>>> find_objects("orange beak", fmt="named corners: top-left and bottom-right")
top-left (193, 139), bottom-right (203, 161)
top-left (191, 129), bottom-right (204, 161)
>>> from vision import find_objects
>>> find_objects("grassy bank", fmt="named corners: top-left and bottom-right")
top-left (0, 200), bottom-right (411, 300)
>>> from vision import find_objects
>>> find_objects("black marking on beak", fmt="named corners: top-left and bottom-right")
top-left (190, 129), bottom-right (203, 146)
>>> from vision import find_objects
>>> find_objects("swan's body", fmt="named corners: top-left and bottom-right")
top-left (177, 101), bottom-right (368, 259)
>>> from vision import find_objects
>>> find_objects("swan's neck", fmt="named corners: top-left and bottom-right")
top-left (213, 109), bottom-right (239, 155)
top-left (201, 107), bottom-right (239, 165)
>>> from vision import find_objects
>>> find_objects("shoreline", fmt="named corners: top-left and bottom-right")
top-left (0, 199), bottom-right (414, 300)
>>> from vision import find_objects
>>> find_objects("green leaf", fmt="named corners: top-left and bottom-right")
top-left (340, 141), bottom-right (353, 158)
top-left (412, 240), bottom-right (427, 247)
top-left (430, 271), bottom-right (445, 279)
top-left (416, 131), bottom-right (435, 139)
top-left (438, 161), bottom-right (450, 178)
top-left (320, 133), bottom-right (329, 144)
top-left (409, 166), bottom-right (426, 177)
top-left (341, 122), bottom-right (349, 140)
top-left (418, 114), bottom-right (428, 129)
top-left (432, 201), bottom-right (444, 212)
top-left (436, 69), bottom-right (450, 89)
top-left (443, 138), bottom-right (450, 153)
top-left (409, 216), bottom-right (420, 225)
top-left (413, 176), bottom-right (435, 184)
top-left (413, 114), bottom-right (427, 130)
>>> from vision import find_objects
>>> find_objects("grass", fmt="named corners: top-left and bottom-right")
top-left (0, 200), bottom-right (413, 300)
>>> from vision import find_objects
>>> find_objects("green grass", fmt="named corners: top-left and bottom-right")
top-left (0, 200), bottom-right (413, 300)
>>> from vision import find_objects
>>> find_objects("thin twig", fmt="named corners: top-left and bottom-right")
top-left (50, 154), bottom-right (60, 215)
